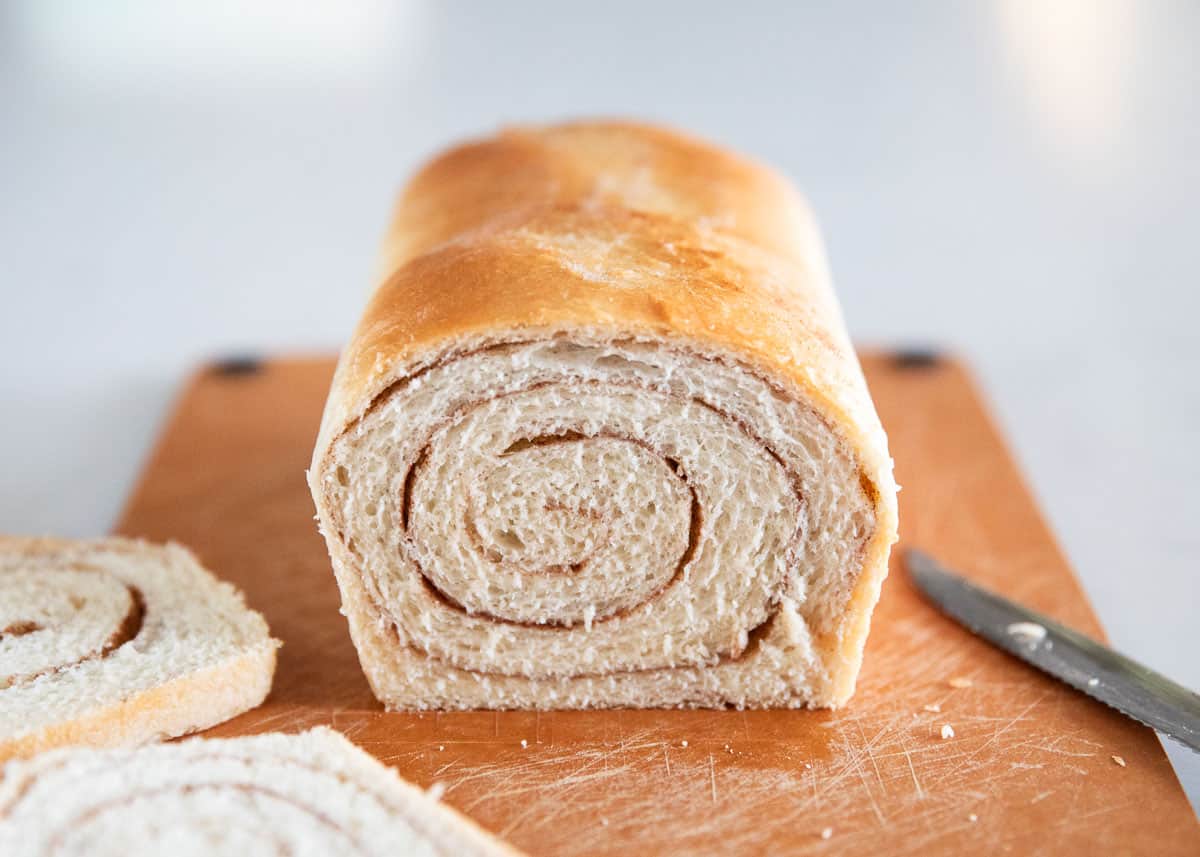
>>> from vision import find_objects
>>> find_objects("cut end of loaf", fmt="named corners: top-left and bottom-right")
top-left (313, 329), bottom-right (894, 710)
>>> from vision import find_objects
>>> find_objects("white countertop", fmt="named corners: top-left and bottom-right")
top-left (1, 2), bottom-right (1196, 808)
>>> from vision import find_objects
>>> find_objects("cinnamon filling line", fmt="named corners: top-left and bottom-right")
top-left (1, 580), bottom-right (145, 690)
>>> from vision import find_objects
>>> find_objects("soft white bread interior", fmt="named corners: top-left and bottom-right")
top-left (0, 536), bottom-right (278, 761)
top-left (0, 726), bottom-right (522, 857)
top-left (309, 121), bottom-right (899, 710)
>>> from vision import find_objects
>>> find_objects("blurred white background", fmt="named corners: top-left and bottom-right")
top-left (0, 1), bottom-right (1196, 807)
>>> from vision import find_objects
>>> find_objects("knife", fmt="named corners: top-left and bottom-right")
top-left (906, 548), bottom-right (1200, 752)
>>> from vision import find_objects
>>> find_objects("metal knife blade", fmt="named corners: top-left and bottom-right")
top-left (906, 548), bottom-right (1200, 752)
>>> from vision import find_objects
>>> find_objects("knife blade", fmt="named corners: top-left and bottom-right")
top-left (905, 548), bottom-right (1200, 753)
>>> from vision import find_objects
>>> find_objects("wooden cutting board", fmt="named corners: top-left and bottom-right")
top-left (114, 353), bottom-right (1198, 855)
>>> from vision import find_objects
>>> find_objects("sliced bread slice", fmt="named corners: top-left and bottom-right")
top-left (0, 726), bottom-right (522, 857)
top-left (0, 536), bottom-right (278, 761)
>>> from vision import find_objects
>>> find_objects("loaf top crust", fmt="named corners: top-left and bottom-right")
top-left (315, 121), bottom-right (895, 514)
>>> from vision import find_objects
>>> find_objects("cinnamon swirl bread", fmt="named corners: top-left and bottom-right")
top-left (309, 121), bottom-right (898, 709)
top-left (0, 727), bottom-right (521, 856)
top-left (0, 537), bottom-right (277, 760)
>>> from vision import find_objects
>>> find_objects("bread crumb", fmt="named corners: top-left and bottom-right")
top-left (437, 745), bottom-right (445, 751)
top-left (600, 818), bottom-right (610, 827)
top-left (820, 827), bottom-right (833, 840)
top-left (680, 740), bottom-right (688, 747)
top-left (520, 739), bottom-right (528, 749)
top-left (1111, 755), bottom-right (1126, 767)
top-left (923, 703), bottom-right (941, 713)
top-left (968, 813), bottom-right (978, 823)
top-left (1087, 677), bottom-right (1099, 687)
top-left (948, 677), bottom-right (973, 688)
top-left (1006, 621), bottom-right (1047, 644)
top-left (805, 762), bottom-right (812, 769)
top-left (940, 724), bottom-right (956, 740)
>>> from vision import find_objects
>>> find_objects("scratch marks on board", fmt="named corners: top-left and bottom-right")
top-left (902, 746), bottom-right (925, 801)
top-left (334, 686), bottom-right (1118, 857)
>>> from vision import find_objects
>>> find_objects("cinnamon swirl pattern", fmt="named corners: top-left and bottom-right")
top-left (0, 728), bottom-right (521, 857)
top-left (0, 538), bottom-right (278, 761)
top-left (310, 122), bottom-right (899, 709)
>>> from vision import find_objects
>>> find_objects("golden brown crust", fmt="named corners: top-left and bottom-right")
top-left (311, 120), bottom-right (898, 705)
top-left (378, 121), bottom-right (822, 274)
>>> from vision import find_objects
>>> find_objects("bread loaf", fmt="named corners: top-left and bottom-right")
top-left (0, 537), bottom-right (277, 760)
top-left (0, 727), bottom-right (522, 856)
top-left (309, 121), bottom-right (898, 709)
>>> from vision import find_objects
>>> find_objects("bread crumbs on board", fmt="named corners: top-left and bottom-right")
top-left (948, 677), bottom-right (973, 688)
top-left (940, 724), bottom-right (956, 740)
top-left (1112, 755), bottom-right (1126, 767)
